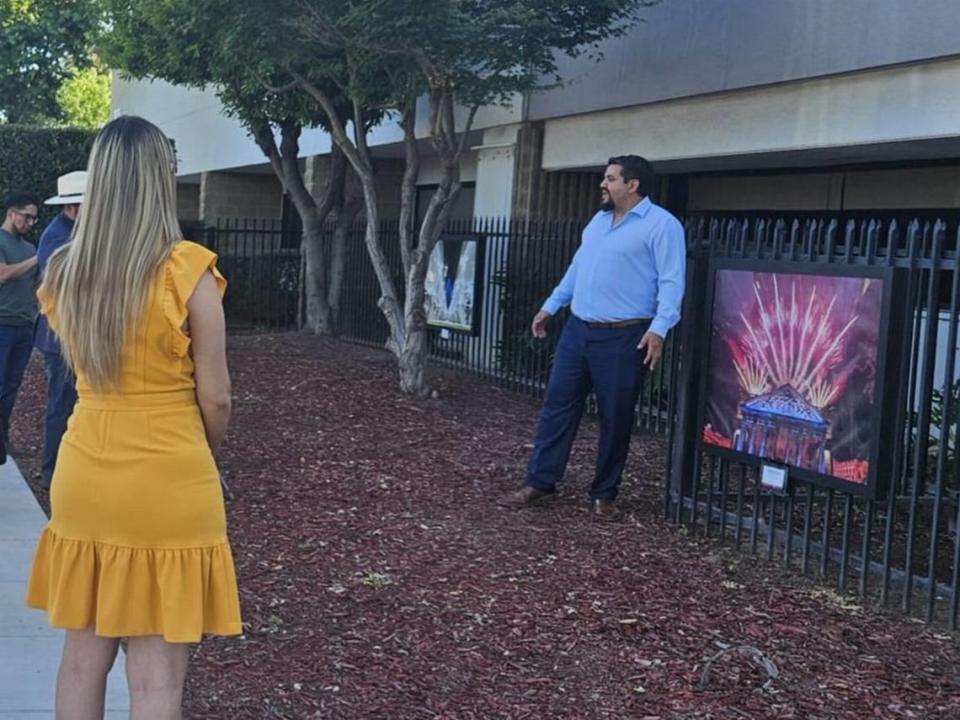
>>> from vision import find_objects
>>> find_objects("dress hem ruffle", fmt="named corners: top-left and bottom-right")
top-left (26, 526), bottom-right (242, 644)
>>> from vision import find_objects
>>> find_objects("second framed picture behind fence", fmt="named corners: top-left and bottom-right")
top-left (698, 258), bottom-right (906, 498)
top-left (425, 234), bottom-right (485, 335)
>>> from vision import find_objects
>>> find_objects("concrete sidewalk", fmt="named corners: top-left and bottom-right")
top-left (0, 458), bottom-right (129, 719)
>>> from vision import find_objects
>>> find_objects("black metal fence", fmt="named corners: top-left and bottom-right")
top-left (204, 216), bottom-right (674, 432)
top-left (202, 210), bottom-right (960, 625)
top-left (667, 214), bottom-right (960, 627)
top-left (200, 219), bottom-right (301, 331)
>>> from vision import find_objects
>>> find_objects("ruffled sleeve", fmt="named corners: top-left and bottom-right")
top-left (163, 240), bottom-right (227, 358)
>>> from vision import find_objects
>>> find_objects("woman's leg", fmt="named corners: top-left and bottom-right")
top-left (55, 627), bottom-right (120, 720)
top-left (125, 636), bottom-right (190, 720)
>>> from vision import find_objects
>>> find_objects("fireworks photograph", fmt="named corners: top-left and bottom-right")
top-left (700, 263), bottom-right (894, 492)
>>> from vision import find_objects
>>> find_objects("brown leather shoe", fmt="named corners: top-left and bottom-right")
top-left (497, 485), bottom-right (556, 508)
top-left (593, 499), bottom-right (617, 518)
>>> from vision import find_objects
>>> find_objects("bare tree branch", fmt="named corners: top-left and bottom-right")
top-left (352, 98), bottom-right (369, 158)
top-left (250, 122), bottom-right (287, 190)
top-left (398, 95), bottom-right (420, 272)
top-left (289, 69), bottom-right (371, 175)
top-left (259, 77), bottom-right (300, 94)
top-left (454, 104), bottom-right (480, 161)
top-left (276, 120), bottom-right (325, 237)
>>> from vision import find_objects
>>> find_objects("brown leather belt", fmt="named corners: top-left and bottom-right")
top-left (582, 317), bottom-right (651, 329)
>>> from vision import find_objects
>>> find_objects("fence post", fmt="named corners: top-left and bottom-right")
top-left (666, 233), bottom-right (710, 518)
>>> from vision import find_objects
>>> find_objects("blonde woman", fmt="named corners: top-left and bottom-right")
top-left (25, 116), bottom-right (241, 719)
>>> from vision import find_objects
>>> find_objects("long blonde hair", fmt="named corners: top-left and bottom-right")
top-left (43, 116), bottom-right (182, 392)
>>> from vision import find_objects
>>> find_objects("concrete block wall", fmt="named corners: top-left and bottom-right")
top-left (199, 171), bottom-right (283, 226)
top-left (176, 183), bottom-right (201, 222)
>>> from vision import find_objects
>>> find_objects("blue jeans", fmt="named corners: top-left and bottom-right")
top-left (0, 325), bottom-right (34, 442)
top-left (526, 316), bottom-right (650, 501)
top-left (41, 350), bottom-right (77, 483)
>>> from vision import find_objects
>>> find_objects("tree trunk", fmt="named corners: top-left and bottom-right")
top-left (353, 169), bottom-right (405, 355)
top-left (250, 120), bottom-right (349, 336)
top-left (302, 221), bottom-right (333, 333)
top-left (398, 319), bottom-right (429, 395)
top-left (396, 173), bottom-right (460, 396)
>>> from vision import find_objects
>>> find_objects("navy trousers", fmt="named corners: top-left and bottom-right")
top-left (526, 316), bottom-right (650, 501)
top-left (0, 325), bottom-right (34, 442)
top-left (40, 350), bottom-right (77, 484)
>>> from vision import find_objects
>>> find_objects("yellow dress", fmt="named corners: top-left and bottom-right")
top-left (25, 240), bottom-right (242, 643)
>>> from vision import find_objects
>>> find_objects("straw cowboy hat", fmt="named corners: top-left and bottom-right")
top-left (44, 171), bottom-right (87, 205)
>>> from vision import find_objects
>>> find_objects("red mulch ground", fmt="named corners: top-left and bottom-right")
top-left (11, 333), bottom-right (960, 719)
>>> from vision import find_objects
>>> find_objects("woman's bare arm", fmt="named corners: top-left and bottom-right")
top-left (186, 271), bottom-right (231, 452)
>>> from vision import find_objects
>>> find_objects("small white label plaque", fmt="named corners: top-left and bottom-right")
top-left (761, 464), bottom-right (788, 493)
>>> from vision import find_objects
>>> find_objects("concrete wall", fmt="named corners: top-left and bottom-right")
top-left (113, 0), bottom-right (960, 178)
top-left (688, 165), bottom-right (960, 212)
top-left (541, 58), bottom-right (960, 172)
top-left (529, 0), bottom-right (960, 121)
top-left (112, 2), bottom-right (960, 219)
top-left (176, 182), bottom-right (200, 222)
top-left (199, 172), bottom-right (283, 226)
top-left (514, 163), bottom-right (960, 218)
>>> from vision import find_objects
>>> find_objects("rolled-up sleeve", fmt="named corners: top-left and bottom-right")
top-left (648, 217), bottom-right (686, 338)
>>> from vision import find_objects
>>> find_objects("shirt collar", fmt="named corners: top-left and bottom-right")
top-left (601, 196), bottom-right (652, 221)
top-left (629, 196), bottom-right (652, 218)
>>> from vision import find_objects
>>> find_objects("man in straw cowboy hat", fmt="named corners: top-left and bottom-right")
top-left (34, 171), bottom-right (85, 488)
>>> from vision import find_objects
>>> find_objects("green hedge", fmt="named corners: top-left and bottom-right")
top-left (0, 125), bottom-right (95, 224)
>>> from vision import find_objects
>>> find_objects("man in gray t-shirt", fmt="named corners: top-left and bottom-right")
top-left (0, 192), bottom-right (40, 454)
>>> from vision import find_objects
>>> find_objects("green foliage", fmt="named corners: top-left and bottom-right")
top-left (0, 124), bottom-right (94, 223)
top-left (102, 0), bottom-right (364, 140)
top-left (0, 0), bottom-right (104, 125)
top-left (56, 63), bottom-right (110, 129)
top-left (300, 0), bottom-right (653, 109)
top-left (104, 0), bottom-right (648, 149)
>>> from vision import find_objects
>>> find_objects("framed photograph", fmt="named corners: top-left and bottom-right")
top-left (425, 234), bottom-right (485, 335)
top-left (698, 259), bottom-right (906, 498)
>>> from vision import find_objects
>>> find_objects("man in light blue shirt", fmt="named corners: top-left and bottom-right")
top-left (499, 155), bottom-right (686, 516)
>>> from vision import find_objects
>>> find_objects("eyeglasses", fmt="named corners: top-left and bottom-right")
top-left (13, 211), bottom-right (38, 224)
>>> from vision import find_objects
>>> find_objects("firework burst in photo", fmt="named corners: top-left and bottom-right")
top-left (703, 267), bottom-right (885, 485)
top-left (733, 276), bottom-right (863, 408)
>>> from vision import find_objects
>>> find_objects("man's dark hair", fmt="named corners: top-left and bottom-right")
top-left (607, 155), bottom-right (655, 198)
top-left (3, 192), bottom-right (41, 214)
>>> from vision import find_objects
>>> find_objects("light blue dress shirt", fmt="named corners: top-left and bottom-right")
top-left (542, 197), bottom-right (686, 338)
